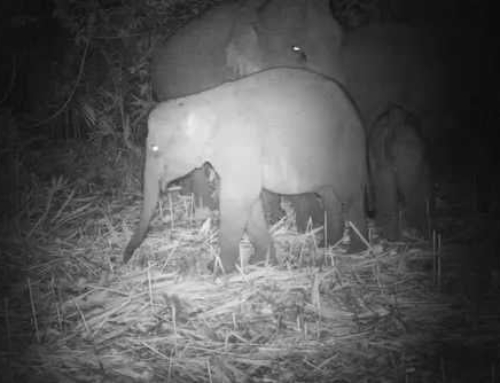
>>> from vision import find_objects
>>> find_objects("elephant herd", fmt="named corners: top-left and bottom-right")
top-left (124, 0), bottom-right (445, 273)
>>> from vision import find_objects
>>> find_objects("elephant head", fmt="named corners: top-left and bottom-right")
top-left (151, 0), bottom-right (344, 100)
top-left (123, 101), bottom-right (216, 263)
top-left (225, 0), bottom-right (344, 79)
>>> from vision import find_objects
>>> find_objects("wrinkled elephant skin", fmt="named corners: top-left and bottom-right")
top-left (368, 106), bottom-right (431, 240)
top-left (150, 0), bottom-right (342, 221)
top-left (124, 68), bottom-right (367, 272)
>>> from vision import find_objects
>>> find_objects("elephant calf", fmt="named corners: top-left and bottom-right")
top-left (124, 68), bottom-right (368, 273)
top-left (368, 105), bottom-right (431, 240)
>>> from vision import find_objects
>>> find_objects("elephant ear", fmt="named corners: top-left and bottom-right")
top-left (225, 24), bottom-right (264, 76)
top-left (225, 3), bottom-right (265, 77)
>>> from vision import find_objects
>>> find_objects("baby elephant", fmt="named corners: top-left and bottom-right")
top-left (368, 105), bottom-right (431, 240)
top-left (124, 68), bottom-right (368, 273)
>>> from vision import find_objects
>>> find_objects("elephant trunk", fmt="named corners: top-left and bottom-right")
top-left (123, 155), bottom-right (161, 263)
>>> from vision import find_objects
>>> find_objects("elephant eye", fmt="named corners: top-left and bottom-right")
top-left (291, 45), bottom-right (307, 62)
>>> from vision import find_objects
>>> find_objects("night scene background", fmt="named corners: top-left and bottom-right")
top-left (1, 0), bottom-right (499, 382)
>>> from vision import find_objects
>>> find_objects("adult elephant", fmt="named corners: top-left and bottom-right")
top-left (124, 68), bottom-right (367, 272)
top-left (150, 0), bottom-right (344, 230)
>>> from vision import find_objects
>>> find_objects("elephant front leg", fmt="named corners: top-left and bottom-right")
top-left (247, 197), bottom-right (276, 266)
top-left (218, 184), bottom-right (258, 273)
top-left (317, 187), bottom-right (343, 246)
top-left (374, 168), bottom-right (399, 241)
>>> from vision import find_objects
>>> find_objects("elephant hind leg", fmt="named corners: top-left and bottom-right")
top-left (288, 194), bottom-right (324, 234)
top-left (247, 197), bottom-right (276, 266)
top-left (316, 187), bottom-right (343, 246)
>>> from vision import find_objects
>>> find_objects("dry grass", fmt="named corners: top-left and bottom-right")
top-left (2, 166), bottom-right (499, 382)
top-left (2, 0), bottom-right (498, 381)
top-left (1, 144), bottom-right (500, 383)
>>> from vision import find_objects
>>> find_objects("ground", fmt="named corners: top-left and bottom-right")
top-left (1, 140), bottom-right (499, 383)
